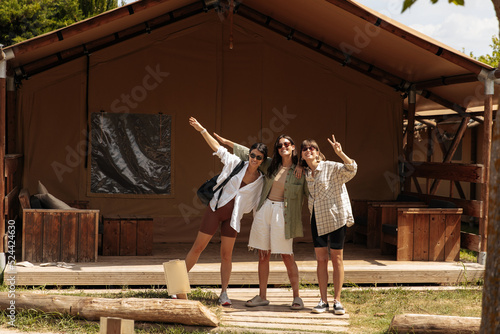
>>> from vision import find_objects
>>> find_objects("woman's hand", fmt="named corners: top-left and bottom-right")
top-left (189, 117), bottom-right (205, 132)
top-left (213, 133), bottom-right (235, 148)
top-left (327, 134), bottom-right (343, 156)
top-left (294, 164), bottom-right (304, 179)
top-left (328, 134), bottom-right (353, 164)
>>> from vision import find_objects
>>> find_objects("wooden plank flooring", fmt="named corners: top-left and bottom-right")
top-left (10, 242), bottom-right (484, 286)
top-left (212, 288), bottom-right (350, 333)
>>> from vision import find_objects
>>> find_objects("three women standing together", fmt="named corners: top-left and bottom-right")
top-left (186, 117), bottom-right (357, 314)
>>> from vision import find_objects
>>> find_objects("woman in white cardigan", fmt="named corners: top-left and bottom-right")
top-left (185, 117), bottom-right (266, 306)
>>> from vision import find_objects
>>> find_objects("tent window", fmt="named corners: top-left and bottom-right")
top-left (90, 112), bottom-right (171, 196)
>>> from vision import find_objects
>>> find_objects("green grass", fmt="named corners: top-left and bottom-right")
top-left (0, 285), bottom-right (483, 334)
top-left (341, 287), bottom-right (482, 334)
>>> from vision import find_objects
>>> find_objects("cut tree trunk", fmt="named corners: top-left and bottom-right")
top-left (0, 292), bottom-right (218, 327)
top-left (389, 314), bottom-right (480, 333)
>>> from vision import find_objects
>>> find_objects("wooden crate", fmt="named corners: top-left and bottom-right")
top-left (102, 215), bottom-right (153, 256)
top-left (22, 209), bottom-right (99, 263)
top-left (381, 208), bottom-right (463, 261)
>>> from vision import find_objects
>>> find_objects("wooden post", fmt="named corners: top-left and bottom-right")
top-left (0, 50), bottom-right (6, 253)
top-left (404, 88), bottom-right (416, 192)
top-left (479, 84), bottom-right (494, 263)
top-left (6, 77), bottom-right (15, 153)
top-left (480, 88), bottom-right (500, 333)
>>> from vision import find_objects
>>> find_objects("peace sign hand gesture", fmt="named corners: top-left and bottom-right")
top-left (327, 134), bottom-right (342, 156)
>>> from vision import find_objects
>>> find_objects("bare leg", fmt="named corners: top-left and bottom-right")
top-left (330, 248), bottom-right (344, 302)
top-left (281, 254), bottom-right (300, 299)
top-left (258, 250), bottom-right (271, 300)
top-left (185, 231), bottom-right (213, 272)
top-left (315, 247), bottom-right (330, 303)
top-left (220, 236), bottom-right (236, 293)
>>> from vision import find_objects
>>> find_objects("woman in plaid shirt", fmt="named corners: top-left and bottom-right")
top-left (300, 135), bottom-right (357, 315)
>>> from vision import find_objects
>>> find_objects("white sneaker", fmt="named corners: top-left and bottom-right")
top-left (219, 291), bottom-right (232, 306)
top-left (333, 300), bottom-right (345, 315)
top-left (312, 299), bottom-right (329, 314)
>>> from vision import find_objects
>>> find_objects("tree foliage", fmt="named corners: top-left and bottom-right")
top-left (469, 36), bottom-right (500, 68)
top-left (402, 0), bottom-right (464, 13)
top-left (0, 0), bottom-right (118, 47)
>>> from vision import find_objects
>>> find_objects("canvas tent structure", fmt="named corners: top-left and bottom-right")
top-left (0, 0), bottom-right (497, 261)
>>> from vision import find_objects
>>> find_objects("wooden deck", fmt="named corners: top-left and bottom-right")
top-left (10, 242), bottom-right (484, 287)
top-left (211, 288), bottom-right (350, 333)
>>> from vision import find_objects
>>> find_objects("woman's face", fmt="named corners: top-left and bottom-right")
top-left (249, 149), bottom-right (265, 168)
top-left (301, 144), bottom-right (319, 163)
top-left (277, 138), bottom-right (294, 158)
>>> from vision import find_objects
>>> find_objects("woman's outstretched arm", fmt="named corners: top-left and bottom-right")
top-left (189, 117), bottom-right (220, 152)
top-left (213, 133), bottom-right (235, 149)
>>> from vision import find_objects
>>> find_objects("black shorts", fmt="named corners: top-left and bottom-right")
top-left (311, 209), bottom-right (346, 249)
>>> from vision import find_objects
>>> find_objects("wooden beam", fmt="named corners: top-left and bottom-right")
top-left (408, 162), bottom-right (483, 183)
top-left (420, 89), bottom-right (484, 123)
top-left (401, 191), bottom-right (483, 218)
top-left (461, 231), bottom-right (480, 252)
top-left (429, 116), bottom-right (470, 195)
top-left (404, 89), bottom-right (416, 192)
top-left (414, 73), bottom-right (478, 90)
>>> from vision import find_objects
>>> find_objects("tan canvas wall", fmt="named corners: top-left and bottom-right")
top-left (18, 13), bottom-right (402, 243)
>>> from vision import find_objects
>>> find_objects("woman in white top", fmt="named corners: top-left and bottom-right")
top-left (186, 117), bottom-right (266, 306)
top-left (300, 135), bottom-right (357, 315)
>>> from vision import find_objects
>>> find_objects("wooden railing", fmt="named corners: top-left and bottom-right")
top-left (403, 161), bottom-right (483, 252)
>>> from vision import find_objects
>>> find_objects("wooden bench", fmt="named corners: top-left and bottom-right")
top-left (381, 207), bottom-right (463, 261)
top-left (102, 215), bottom-right (153, 256)
top-left (19, 188), bottom-right (99, 263)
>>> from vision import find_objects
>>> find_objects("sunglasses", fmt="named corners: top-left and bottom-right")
top-left (277, 142), bottom-right (292, 149)
top-left (249, 153), bottom-right (264, 160)
top-left (302, 146), bottom-right (317, 152)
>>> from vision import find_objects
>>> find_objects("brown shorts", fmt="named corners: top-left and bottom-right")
top-left (199, 198), bottom-right (237, 238)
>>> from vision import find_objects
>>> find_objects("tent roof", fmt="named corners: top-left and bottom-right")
top-left (5, 0), bottom-right (497, 114)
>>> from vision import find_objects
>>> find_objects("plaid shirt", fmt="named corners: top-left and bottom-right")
top-left (305, 160), bottom-right (357, 236)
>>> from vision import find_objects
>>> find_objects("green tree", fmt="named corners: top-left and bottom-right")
top-left (0, 0), bottom-right (118, 47)
top-left (79, 0), bottom-right (118, 19)
top-left (469, 36), bottom-right (500, 68)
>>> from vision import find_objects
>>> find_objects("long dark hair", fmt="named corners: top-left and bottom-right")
top-left (267, 135), bottom-right (298, 178)
top-left (299, 139), bottom-right (325, 168)
top-left (249, 142), bottom-right (268, 161)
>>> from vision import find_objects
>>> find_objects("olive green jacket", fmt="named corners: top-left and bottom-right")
top-left (233, 143), bottom-right (309, 239)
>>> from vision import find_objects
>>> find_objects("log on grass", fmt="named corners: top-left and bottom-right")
top-left (389, 314), bottom-right (480, 333)
top-left (0, 292), bottom-right (218, 327)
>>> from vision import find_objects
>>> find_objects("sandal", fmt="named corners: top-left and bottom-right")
top-left (245, 295), bottom-right (270, 307)
top-left (291, 296), bottom-right (304, 310)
